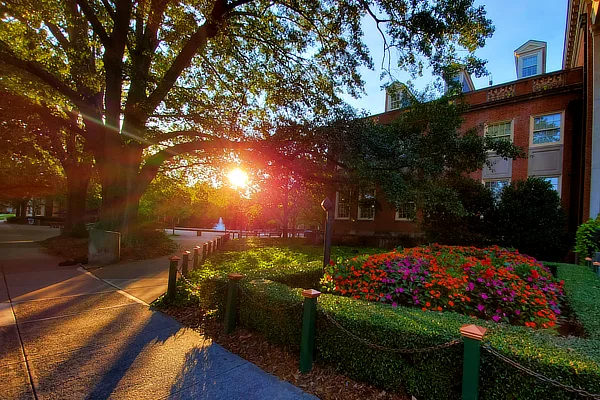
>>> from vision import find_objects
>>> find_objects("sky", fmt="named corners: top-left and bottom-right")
top-left (341, 0), bottom-right (569, 115)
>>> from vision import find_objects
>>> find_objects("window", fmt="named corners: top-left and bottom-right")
top-left (485, 121), bottom-right (512, 142)
top-left (357, 188), bottom-right (376, 220)
top-left (484, 179), bottom-right (510, 202)
top-left (531, 113), bottom-right (562, 146)
top-left (335, 190), bottom-right (351, 220)
top-left (522, 55), bottom-right (537, 77)
top-left (540, 176), bottom-right (561, 195)
top-left (395, 202), bottom-right (416, 221)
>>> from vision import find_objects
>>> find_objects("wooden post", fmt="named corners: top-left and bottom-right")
top-left (193, 246), bottom-right (200, 270)
top-left (202, 243), bottom-right (208, 263)
top-left (182, 251), bottom-right (190, 277)
top-left (213, 239), bottom-right (218, 251)
top-left (207, 241), bottom-right (212, 256)
top-left (300, 289), bottom-right (321, 373)
top-left (460, 324), bottom-right (488, 400)
top-left (167, 256), bottom-right (180, 301)
top-left (224, 273), bottom-right (245, 334)
top-left (196, 230), bottom-right (202, 236)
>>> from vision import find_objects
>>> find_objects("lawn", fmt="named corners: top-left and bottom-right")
top-left (0, 213), bottom-right (15, 221)
top-left (199, 237), bottom-right (385, 274)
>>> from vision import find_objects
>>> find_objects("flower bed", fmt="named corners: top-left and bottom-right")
top-left (322, 245), bottom-right (564, 328)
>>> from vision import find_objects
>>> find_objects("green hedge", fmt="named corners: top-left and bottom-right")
top-left (552, 262), bottom-right (600, 340)
top-left (231, 279), bottom-right (600, 400)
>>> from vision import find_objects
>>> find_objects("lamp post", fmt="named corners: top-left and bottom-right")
top-left (321, 197), bottom-right (334, 272)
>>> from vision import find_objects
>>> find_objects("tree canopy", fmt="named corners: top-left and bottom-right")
top-left (0, 0), bottom-right (495, 235)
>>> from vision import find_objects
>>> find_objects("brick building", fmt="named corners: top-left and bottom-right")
top-left (329, 21), bottom-right (591, 241)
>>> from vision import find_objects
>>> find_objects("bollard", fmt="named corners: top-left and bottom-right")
top-left (300, 289), bottom-right (321, 373)
top-left (586, 257), bottom-right (593, 270)
top-left (202, 243), bottom-right (208, 263)
top-left (182, 251), bottom-right (190, 277)
top-left (207, 241), bottom-right (212, 256)
top-left (595, 262), bottom-right (600, 277)
top-left (460, 324), bottom-right (488, 400)
top-left (213, 239), bottom-right (218, 251)
top-left (193, 246), bottom-right (200, 270)
top-left (167, 256), bottom-right (181, 301)
top-left (224, 273), bottom-right (245, 334)
top-left (196, 230), bottom-right (202, 236)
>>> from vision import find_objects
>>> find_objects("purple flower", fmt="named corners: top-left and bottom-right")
top-left (554, 309), bottom-right (561, 315)
top-left (392, 302), bottom-right (398, 308)
top-left (492, 315), bottom-right (501, 322)
top-left (481, 293), bottom-right (489, 300)
top-left (466, 282), bottom-right (474, 291)
top-left (477, 304), bottom-right (485, 312)
top-left (515, 310), bottom-right (521, 315)
top-left (396, 287), bottom-right (404, 293)
top-left (477, 278), bottom-right (484, 283)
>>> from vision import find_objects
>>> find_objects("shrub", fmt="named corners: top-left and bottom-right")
top-left (575, 218), bottom-right (600, 264)
top-left (497, 177), bottom-right (570, 261)
top-left (322, 245), bottom-right (564, 328)
top-left (421, 176), bottom-right (497, 246)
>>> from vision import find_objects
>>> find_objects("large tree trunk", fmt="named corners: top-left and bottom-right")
top-left (63, 164), bottom-right (92, 238)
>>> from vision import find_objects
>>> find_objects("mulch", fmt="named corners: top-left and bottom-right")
top-left (159, 304), bottom-right (410, 400)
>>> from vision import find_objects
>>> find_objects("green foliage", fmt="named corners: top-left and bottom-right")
top-left (0, 213), bottom-right (15, 221)
top-left (326, 98), bottom-right (523, 215)
top-left (552, 262), bottom-right (600, 340)
top-left (421, 176), bottom-right (497, 246)
top-left (575, 218), bottom-right (600, 264)
top-left (497, 177), bottom-right (570, 261)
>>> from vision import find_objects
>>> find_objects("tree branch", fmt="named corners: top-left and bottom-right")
top-left (44, 21), bottom-right (71, 50)
top-left (74, 0), bottom-right (110, 45)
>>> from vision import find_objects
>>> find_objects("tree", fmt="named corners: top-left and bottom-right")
top-left (0, 0), bottom-right (495, 238)
top-left (497, 177), bottom-right (569, 261)
top-left (325, 96), bottom-right (523, 214)
top-left (0, 91), bottom-right (93, 236)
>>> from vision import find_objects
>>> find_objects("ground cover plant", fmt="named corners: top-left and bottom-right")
top-left (322, 244), bottom-right (565, 329)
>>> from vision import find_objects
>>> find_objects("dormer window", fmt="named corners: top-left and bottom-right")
top-left (514, 40), bottom-right (546, 79)
top-left (522, 55), bottom-right (538, 77)
top-left (389, 92), bottom-right (405, 110)
top-left (385, 82), bottom-right (414, 111)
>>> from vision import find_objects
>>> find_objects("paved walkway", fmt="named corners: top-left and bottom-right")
top-left (0, 223), bottom-right (315, 399)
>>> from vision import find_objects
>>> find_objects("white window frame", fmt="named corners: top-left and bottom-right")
top-left (521, 55), bottom-right (538, 78)
top-left (357, 188), bottom-right (376, 221)
top-left (482, 179), bottom-right (511, 201)
top-left (529, 111), bottom-right (564, 147)
top-left (395, 202), bottom-right (416, 221)
top-left (537, 175), bottom-right (562, 198)
top-left (484, 120), bottom-right (514, 143)
top-left (517, 50), bottom-right (543, 79)
top-left (334, 190), bottom-right (350, 220)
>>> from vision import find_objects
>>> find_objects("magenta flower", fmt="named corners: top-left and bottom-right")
top-left (477, 304), bottom-right (485, 312)
top-left (515, 310), bottom-right (521, 315)
top-left (481, 293), bottom-right (489, 300)
top-left (492, 315), bottom-right (501, 322)
top-left (466, 282), bottom-right (474, 291)
top-left (392, 302), bottom-right (398, 308)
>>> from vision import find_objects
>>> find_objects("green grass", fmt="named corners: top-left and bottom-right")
top-left (0, 213), bottom-right (15, 221)
top-left (200, 237), bottom-right (385, 274)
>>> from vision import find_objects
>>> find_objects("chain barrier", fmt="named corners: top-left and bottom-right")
top-left (483, 345), bottom-right (600, 399)
top-left (319, 305), bottom-right (461, 354)
top-left (176, 263), bottom-right (228, 293)
top-left (238, 285), bottom-right (303, 312)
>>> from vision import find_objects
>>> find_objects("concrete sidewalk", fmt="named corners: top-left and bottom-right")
top-left (0, 223), bottom-right (316, 399)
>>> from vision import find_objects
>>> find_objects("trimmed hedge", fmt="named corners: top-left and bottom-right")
top-left (552, 262), bottom-right (600, 340)
top-left (176, 255), bottom-right (600, 399)
top-left (231, 279), bottom-right (600, 400)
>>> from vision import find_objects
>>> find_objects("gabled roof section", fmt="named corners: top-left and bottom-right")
top-left (514, 40), bottom-right (547, 55)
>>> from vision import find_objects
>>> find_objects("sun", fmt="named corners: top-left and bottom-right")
top-left (227, 168), bottom-right (248, 188)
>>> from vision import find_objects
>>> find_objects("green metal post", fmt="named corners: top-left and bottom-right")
top-left (300, 289), bottom-right (321, 373)
top-left (167, 256), bottom-right (180, 301)
top-left (224, 273), bottom-right (244, 334)
top-left (202, 243), bottom-right (208, 263)
top-left (460, 324), bottom-right (487, 400)
top-left (181, 251), bottom-right (190, 277)
top-left (586, 257), bottom-right (592, 270)
top-left (595, 262), bottom-right (600, 277)
top-left (193, 246), bottom-right (200, 270)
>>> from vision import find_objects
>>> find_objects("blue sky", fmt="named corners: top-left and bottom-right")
top-left (342, 0), bottom-right (569, 115)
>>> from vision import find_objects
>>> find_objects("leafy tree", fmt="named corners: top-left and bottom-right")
top-left (0, 0), bottom-right (495, 237)
top-left (575, 217), bottom-right (600, 264)
top-left (0, 92), bottom-right (92, 235)
top-left (326, 96), bottom-right (523, 214)
top-left (497, 177), bottom-right (569, 261)
top-left (421, 176), bottom-right (497, 246)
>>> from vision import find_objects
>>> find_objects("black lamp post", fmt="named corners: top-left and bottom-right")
top-left (321, 197), bottom-right (334, 272)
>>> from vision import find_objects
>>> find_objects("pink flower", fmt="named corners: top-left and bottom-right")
top-left (515, 310), bottom-right (521, 315)
top-left (477, 304), bottom-right (485, 312)
top-left (492, 315), bottom-right (501, 322)
top-left (481, 293), bottom-right (489, 300)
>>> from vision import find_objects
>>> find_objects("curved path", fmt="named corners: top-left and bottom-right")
top-left (0, 224), bottom-right (315, 400)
